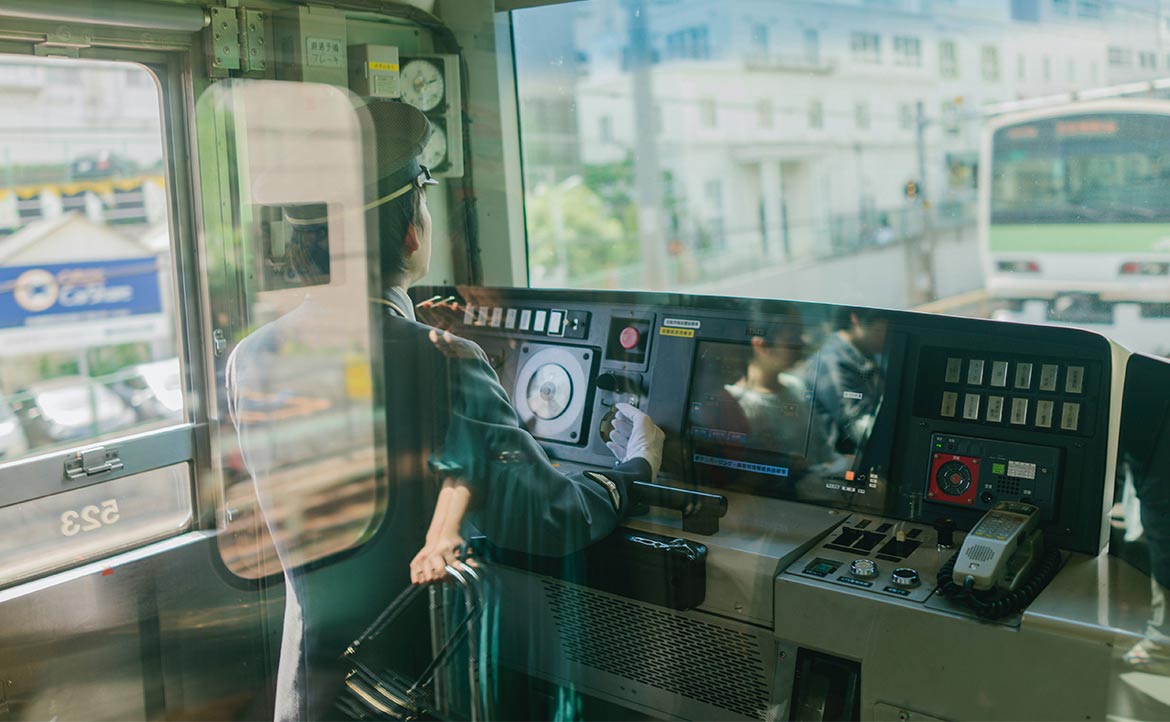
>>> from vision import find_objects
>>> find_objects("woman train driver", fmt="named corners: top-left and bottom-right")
top-left (367, 100), bottom-right (666, 581)
top-left (230, 98), bottom-right (667, 721)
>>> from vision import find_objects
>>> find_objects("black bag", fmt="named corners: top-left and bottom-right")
top-left (336, 562), bottom-right (486, 721)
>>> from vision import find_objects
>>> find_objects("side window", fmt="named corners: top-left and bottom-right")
top-left (0, 55), bottom-right (192, 586)
top-left (0, 57), bottom-right (181, 462)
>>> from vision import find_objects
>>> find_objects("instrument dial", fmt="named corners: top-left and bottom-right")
top-left (526, 363), bottom-right (572, 420)
top-left (419, 123), bottom-right (447, 169)
top-left (401, 59), bottom-right (444, 112)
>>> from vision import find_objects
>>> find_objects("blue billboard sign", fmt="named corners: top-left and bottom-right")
top-left (0, 258), bottom-right (161, 330)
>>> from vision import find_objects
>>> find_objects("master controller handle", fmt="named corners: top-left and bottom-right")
top-left (596, 371), bottom-right (643, 395)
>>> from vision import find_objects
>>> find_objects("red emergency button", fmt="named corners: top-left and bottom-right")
top-left (619, 326), bottom-right (641, 350)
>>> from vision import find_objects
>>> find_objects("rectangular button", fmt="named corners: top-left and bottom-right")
top-left (963, 393), bottom-right (981, 420)
top-left (489, 307), bottom-right (503, 327)
top-left (1014, 362), bottom-right (1033, 390)
top-left (1035, 399), bottom-right (1054, 428)
top-left (1039, 364), bottom-right (1059, 392)
top-left (533, 310), bottom-right (547, 333)
top-left (990, 361), bottom-right (1009, 387)
top-left (1061, 402), bottom-right (1081, 431)
top-left (1065, 366), bottom-right (1084, 394)
top-left (941, 391), bottom-right (958, 417)
top-left (1010, 397), bottom-right (1029, 425)
top-left (519, 309), bottom-right (532, 331)
top-left (475, 306), bottom-right (489, 326)
top-left (986, 395), bottom-right (1004, 423)
top-left (463, 304), bottom-right (476, 325)
top-left (504, 308), bottom-right (517, 329)
top-left (967, 359), bottom-right (985, 386)
top-left (547, 309), bottom-right (565, 336)
top-left (945, 357), bottom-right (963, 384)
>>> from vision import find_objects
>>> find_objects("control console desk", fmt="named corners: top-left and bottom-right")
top-left (413, 286), bottom-right (1130, 721)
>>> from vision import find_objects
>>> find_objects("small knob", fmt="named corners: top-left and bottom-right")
top-left (890, 567), bottom-right (920, 588)
top-left (619, 326), bottom-right (641, 350)
top-left (935, 517), bottom-right (955, 549)
top-left (850, 559), bottom-right (878, 579)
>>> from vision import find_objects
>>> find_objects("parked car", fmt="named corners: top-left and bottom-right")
top-left (107, 358), bottom-right (183, 422)
top-left (11, 377), bottom-right (138, 449)
top-left (0, 394), bottom-right (29, 461)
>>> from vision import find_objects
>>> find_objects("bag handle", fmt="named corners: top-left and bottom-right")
top-left (343, 561), bottom-right (484, 695)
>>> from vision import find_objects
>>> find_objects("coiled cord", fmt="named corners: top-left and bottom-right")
top-left (935, 543), bottom-right (1064, 619)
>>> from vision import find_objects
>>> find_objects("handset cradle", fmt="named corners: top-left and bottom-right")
top-left (936, 500), bottom-right (1064, 619)
top-left (953, 500), bottom-right (1041, 592)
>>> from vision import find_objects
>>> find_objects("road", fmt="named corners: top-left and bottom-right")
top-left (686, 225), bottom-right (983, 312)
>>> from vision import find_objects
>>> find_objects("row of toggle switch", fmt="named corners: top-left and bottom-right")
top-left (941, 391), bottom-right (1081, 431)
top-left (463, 304), bottom-right (566, 336)
top-left (945, 357), bottom-right (1084, 394)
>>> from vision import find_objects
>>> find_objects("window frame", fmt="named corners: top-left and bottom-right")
top-left (850, 31), bottom-right (881, 64)
top-left (0, 36), bottom-right (209, 585)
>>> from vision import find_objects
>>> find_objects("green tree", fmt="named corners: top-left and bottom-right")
top-left (526, 178), bottom-right (638, 284)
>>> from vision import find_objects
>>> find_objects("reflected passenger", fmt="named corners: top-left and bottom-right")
top-left (1123, 455), bottom-right (1170, 674)
top-left (806, 306), bottom-right (888, 454)
top-left (725, 323), bottom-right (834, 470)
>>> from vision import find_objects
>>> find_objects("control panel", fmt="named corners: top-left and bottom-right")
top-left (926, 434), bottom-right (1060, 517)
top-left (785, 515), bottom-right (940, 604)
top-left (415, 286), bottom-right (1115, 557)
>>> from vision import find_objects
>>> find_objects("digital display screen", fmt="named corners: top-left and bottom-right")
top-left (685, 337), bottom-right (887, 512)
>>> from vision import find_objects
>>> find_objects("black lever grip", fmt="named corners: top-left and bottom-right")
top-left (596, 371), bottom-right (643, 395)
top-left (631, 481), bottom-right (728, 535)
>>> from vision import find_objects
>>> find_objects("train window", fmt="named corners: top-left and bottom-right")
top-left (201, 81), bottom-right (386, 579)
top-left (512, 1), bottom-right (1170, 357)
top-left (0, 56), bottom-right (181, 464)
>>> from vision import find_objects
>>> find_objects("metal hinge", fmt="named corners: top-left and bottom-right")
top-left (64, 446), bottom-right (124, 480)
top-left (205, 6), bottom-right (268, 78)
top-left (35, 26), bottom-right (92, 58)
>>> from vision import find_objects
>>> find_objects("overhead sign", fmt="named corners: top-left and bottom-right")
top-left (0, 258), bottom-right (166, 353)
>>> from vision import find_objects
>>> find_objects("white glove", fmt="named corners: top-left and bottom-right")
top-left (605, 402), bottom-right (665, 481)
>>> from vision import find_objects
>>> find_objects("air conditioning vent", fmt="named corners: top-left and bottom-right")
top-left (542, 580), bottom-right (770, 720)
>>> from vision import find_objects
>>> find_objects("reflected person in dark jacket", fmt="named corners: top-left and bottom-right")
top-left (806, 306), bottom-right (888, 455)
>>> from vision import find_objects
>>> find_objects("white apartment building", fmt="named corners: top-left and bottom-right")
top-left (0, 57), bottom-right (161, 173)
top-left (558, 0), bottom-right (1170, 262)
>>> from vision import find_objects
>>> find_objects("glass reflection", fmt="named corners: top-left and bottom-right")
top-left (1115, 354), bottom-right (1170, 678)
top-left (686, 304), bottom-right (889, 508)
top-left (806, 306), bottom-right (889, 456)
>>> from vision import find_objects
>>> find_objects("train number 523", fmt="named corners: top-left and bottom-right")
top-left (60, 500), bottom-right (121, 537)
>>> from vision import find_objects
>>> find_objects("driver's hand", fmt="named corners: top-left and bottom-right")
top-left (605, 403), bottom-right (665, 481)
top-left (410, 532), bottom-right (473, 585)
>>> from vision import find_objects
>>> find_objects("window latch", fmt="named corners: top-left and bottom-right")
top-left (64, 446), bottom-right (124, 480)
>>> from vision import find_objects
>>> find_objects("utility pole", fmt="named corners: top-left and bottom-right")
top-left (910, 100), bottom-right (937, 305)
top-left (626, 0), bottom-right (669, 290)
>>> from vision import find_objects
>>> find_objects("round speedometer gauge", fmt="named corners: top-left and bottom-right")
top-left (401, 59), bottom-right (444, 112)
